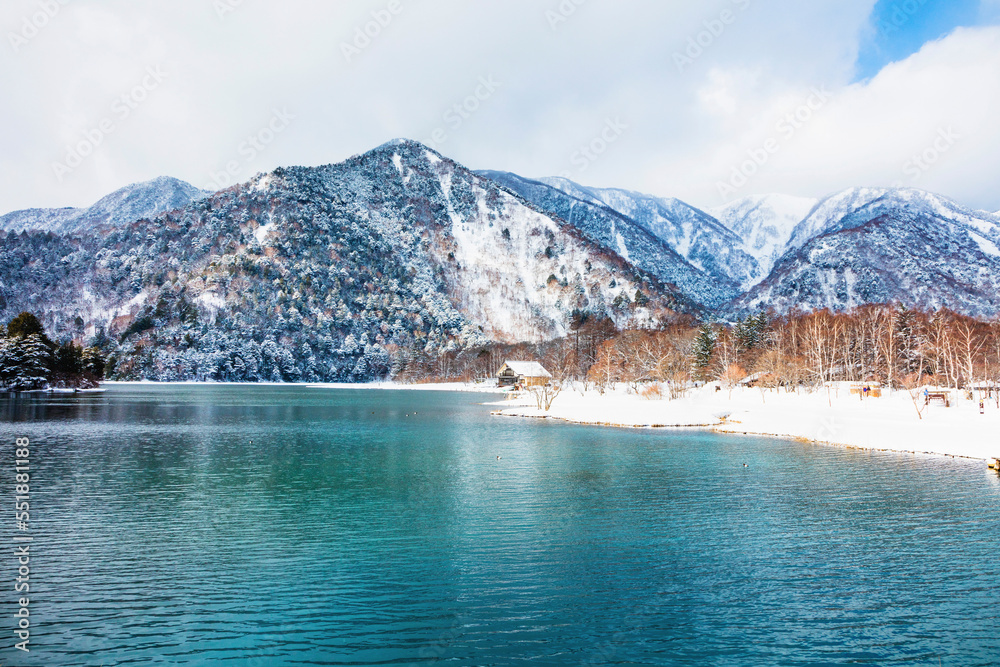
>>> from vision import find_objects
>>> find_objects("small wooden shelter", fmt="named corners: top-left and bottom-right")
top-left (497, 360), bottom-right (552, 388)
top-left (738, 371), bottom-right (777, 388)
top-left (850, 382), bottom-right (883, 398)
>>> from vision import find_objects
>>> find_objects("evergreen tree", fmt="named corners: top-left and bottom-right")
top-left (82, 347), bottom-right (106, 379)
top-left (7, 312), bottom-right (46, 340)
top-left (54, 342), bottom-right (84, 377)
top-left (734, 312), bottom-right (769, 355)
top-left (1, 314), bottom-right (53, 390)
top-left (0, 338), bottom-right (15, 389)
top-left (894, 306), bottom-right (922, 376)
top-left (8, 335), bottom-right (51, 391)
top-left (692, 322), bottom-right (717, 380)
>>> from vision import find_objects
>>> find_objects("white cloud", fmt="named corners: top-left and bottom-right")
top-left (0, 0), bottom-right (996, 216)
top-left (689, 25), bottom-right (1000, 210)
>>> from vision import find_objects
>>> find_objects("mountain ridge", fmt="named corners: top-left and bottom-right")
top-left (477, 169), bottom-right (736, 309)
top-left (2, 137), bottom-right (998, 364)
top-left (0, 139), bottom-right (692, 381)
top-left (0, 175), bottom-right (209, 235)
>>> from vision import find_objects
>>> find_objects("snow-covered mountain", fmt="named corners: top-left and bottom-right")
top-left (709, 194), bottom-right (817, 283)
top-left (489, 173), bottom-right (761, 293)
top-left (478, 170), bottom-right (736, 308)
top-left (731, 188), bottom-right (1000, 316)
top-left (3, 138), bottom-right (1000, 382)
top-left (786, 187), bottom-right (1000, 251)
top-left (0, 176), bottom-right (208, 234)
top-left (537, 178), bottom-right (761, 289)
top-left (0, 140), bottom-right (691, 381)
top-left (495, 174), bottom-right (1000, 317)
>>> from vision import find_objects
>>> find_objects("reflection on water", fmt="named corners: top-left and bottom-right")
top-left (1, 385), bottom-right (998, 666)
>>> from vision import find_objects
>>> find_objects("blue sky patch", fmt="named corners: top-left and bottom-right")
top-left (856, 0), bottom-right (983, 80)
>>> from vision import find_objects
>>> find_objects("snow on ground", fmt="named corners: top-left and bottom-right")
top-left (195, 291), bottom-right (227, 310)
top-left (254, 219), bottom-right (275, 244)
top-left (490, 383), bottom-right (1000, 461)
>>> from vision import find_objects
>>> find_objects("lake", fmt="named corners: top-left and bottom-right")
top-left (1, 384), bottom-right (998, 665)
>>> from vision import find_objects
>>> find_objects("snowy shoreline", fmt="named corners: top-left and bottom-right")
top-left (98, 380), bottom-right (1000, 463)
top-left (101, 379), bottom-right (502, 393)
top-left (489, 383), bottom-right (1000, 463)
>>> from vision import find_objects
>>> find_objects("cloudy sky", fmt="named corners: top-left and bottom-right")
top-left (2, 0), bottom-right (999, 214)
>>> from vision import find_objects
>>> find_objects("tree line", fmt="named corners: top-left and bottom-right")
top-left (404, 304), bottom-right (1000, 393)
top-left (0, 312), bottom-right (105, 391)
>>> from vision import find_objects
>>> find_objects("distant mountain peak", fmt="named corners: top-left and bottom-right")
top-left (375, 137), bottom-right (425, 150)
top-left (0, 176), bottom-right (209, 235)
top-left (367, 137), bottom-right (444, 161)
top-left (519, 174), bottom-right (770, 292)
top-left (710, 193), bottom-right (818, 284)
top-left (732, 185), bottom-right (1000, 317)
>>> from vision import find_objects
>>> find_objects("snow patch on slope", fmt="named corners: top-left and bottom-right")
top-left (786, 188), bottom-right (887, 251)
top-left (969, 230), bottom-right (1000, 257)
top-left (255, 216), bottom-right (275, 244)
top-left (445, 182), bottom-right (652, 342)
top-left (196, 291), bottom-right (227, 310)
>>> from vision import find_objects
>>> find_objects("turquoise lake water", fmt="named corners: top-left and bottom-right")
top-left (1, 385), bottom-right (998, 666)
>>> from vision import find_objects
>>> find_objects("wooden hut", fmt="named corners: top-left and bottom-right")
top-left (497, 361), bottom-right (552, 388)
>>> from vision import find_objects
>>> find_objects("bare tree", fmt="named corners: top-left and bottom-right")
top-left (529, 381), bottom-right (563, 411)
top-left (720, 363), bottom-right (746, 399)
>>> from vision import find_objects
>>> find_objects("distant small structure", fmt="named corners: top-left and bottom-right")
top-left (738, 371), bottom-right (776, 388)
top-left (497, 360), bottom-right (552, 388)
top-left (925, 390), bottom-right (951, 408)
top-left (850, 382), bottom-right (883, 398)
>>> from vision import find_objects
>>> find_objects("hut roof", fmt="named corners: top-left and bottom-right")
top-left (502, 360), bottom-right (552, 378)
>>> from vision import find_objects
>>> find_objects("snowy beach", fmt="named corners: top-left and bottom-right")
top-left (489, 383), bottom-right (1000, 462)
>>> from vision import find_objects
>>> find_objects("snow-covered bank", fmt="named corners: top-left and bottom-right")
top-left (491, 384), bottom-right (1000, 462)
top-left (306, 381), bottom-right (501, 393)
